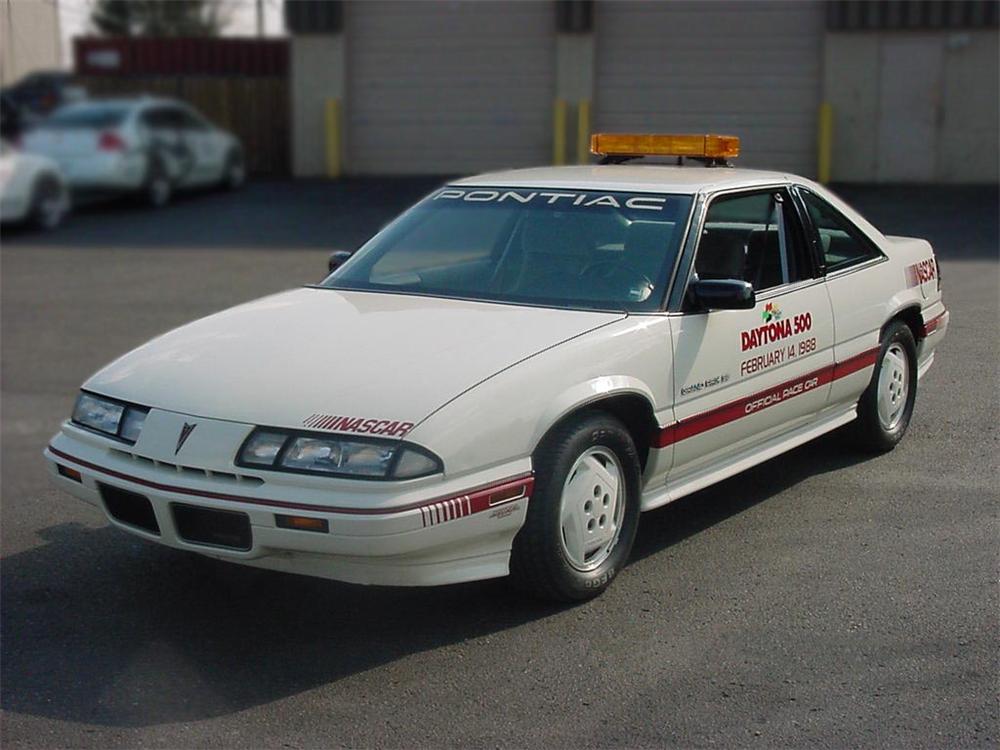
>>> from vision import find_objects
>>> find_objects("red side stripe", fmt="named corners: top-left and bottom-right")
top-left (655, 347), bottom-right (880, 448)
top-left (48, 444), bottom-right (532, 518)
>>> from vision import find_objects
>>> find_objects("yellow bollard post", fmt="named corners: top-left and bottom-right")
top-left (325, 98), bottom-right (342, 179)
top-left (553, 99), bottom-right (567, 166)
top-left (817, 101), bottom-right (833, 184)
top-left (576, 100), bottom-right (591, 165)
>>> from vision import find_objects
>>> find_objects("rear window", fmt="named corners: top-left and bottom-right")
top-left (41, 104), bottom-right (130, 130)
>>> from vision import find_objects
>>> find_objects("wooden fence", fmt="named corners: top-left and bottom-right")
top-left (78, 76), bottom-right (290, 176)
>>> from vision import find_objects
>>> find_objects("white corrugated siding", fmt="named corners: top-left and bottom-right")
top-left (346, 1), bottom-right (554, 175)
top-left (594, 1), bottom-right (825, 175)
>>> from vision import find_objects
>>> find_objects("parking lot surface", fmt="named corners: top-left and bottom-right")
top-left (2, 181), bottom-right (997, 748)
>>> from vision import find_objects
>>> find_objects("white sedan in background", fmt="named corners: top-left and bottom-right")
top-left (22, 97), bottom-right (245, 207)
top-left (44, 133), bottom-right (948, 601)
top-left (0, 139), bottom-right (70, 229)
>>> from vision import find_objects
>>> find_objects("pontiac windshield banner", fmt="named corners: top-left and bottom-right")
top-left (433, 188), bottom-right (669, 211)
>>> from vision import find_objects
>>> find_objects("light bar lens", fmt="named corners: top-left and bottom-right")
top-left (590, 133), bottom-right (740, 159)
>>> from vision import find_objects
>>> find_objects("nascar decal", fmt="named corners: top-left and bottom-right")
top-left (905, 258), bottom-right (937, 287)
top-left (433, 188), bottom-right (667, 211)
top-left (302, 413), bottom-right (414, 437)
top-left (741, 309), bottom-right (813, 352)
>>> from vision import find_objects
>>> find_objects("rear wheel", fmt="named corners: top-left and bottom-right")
top-left (852, 320), bottom-right (917, 452)
top-left (510, 411), bottom-right (641, 601)
top-left (222, 149), bottom-right (245, 190)
top-left (29, 176), bottom-right (67, 229)
top-left (143, 158), bottom-right (172, 208)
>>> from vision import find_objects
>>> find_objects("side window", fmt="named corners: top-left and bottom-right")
top-left (176, 108), bottom-right (208, 131)
top-left (695, 189), bottom-right (812, 293)
top-left (140, 108), bottom-right (167, 129)
top-left (799, 189), bottom-right (883, 272)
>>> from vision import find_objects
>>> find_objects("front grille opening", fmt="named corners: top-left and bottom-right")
top-left (171, 503), bottom-right (252, 551)
top-left (99, 483), bottom-right (160, 535)
top-left (109, 448), bottom-right (264, 485)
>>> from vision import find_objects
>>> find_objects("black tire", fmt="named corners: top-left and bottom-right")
top-left (143, 157), bottom-right (172, 208)
top-left (852, 320), bottom-right (918, 452)
top-left (510, 410), bottom-right (641, 601)
top-left (29, 175), bottom-right (67, 230)
top-left (222, 149), bottom-right (245, 190)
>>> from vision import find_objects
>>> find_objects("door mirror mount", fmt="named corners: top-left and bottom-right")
top-left (327, 250), bottom-right (354, 274)
top-left (688, 278), bottom-right (756, 311)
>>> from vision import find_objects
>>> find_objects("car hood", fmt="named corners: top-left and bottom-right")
top-left (84, 288), bottom-right (624, 434)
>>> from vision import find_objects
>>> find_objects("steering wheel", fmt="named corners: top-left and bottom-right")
top-left (581, 260), bottom-right (655, 301)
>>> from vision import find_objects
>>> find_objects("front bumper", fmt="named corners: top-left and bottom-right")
top-left (45, 424), bottom-right (532, 587)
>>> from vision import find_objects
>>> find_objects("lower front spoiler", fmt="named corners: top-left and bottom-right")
top-left (44, 446), bottom-right (532, 587)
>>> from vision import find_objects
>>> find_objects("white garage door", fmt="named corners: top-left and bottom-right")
top-left (595, 1), bottom-right (825, 175)
top-left (346, 1), bottom-right (554, 175)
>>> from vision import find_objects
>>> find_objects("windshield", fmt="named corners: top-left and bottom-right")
top-left (322, 187), bottom-right (693, 312)
top-left (41, 103), bottom-right (130, 130)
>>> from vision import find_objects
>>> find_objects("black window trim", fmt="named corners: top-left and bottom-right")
top-left (793, 185), bottom-right (887, 276)
top-left (675, 183), bottom-right (820, 312)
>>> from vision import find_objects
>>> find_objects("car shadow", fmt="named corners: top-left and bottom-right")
top-left (631, 427), bottom-right (868, 564)
top-left (1, 427), bottom-right (873, 728)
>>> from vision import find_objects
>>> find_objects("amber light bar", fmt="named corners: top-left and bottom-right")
top-left (590, 133), bottom-right (741, 159)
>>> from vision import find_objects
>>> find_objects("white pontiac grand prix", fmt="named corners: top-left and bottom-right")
top-left (45, 134), bottom-right (949, 601)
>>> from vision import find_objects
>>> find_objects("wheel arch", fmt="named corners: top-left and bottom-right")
top-left (534, 387), bottom-right (659, 472)
top-left (883, 304), bottom-right (924, 345)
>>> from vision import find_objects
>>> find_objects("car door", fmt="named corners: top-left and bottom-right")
top-left (176, 107), bottom-right (226, 184)
top-left (795, 185), bottom-right (891, 411)
top-left (666, 186), bottom-right (835, 483)
top-left (140, 106), bottom-right (193, 185)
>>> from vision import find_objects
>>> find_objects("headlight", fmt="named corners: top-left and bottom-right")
top-left (237, 428), bottom-right (443, 480)
top-left (72, 392), bottom-right (149, 444)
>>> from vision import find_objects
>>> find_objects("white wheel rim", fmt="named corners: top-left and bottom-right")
top-left (39, 196), bottom-right (63, 227)
top-left (151, 178), bottom-right (169, 205)
top-left (558, 447), bottom-right (625, 571)
top-left (877, 343), bottom-right (910, 430)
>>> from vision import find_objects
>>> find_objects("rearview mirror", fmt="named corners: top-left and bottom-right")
top-left (688, 278), bottom-right (755, 311)
top-left (327, 250), bottom-right (354, 274)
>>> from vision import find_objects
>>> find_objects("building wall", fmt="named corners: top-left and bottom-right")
top-left (824, 30), bottom-right (999, 183)
top-left (0, 0), bottom-right (61, 86)
top-left (287, 2), bottom-right (998, 183)
top-left (594, 1), bottom-right (825, 175)
top-left (291, 35), bottom-right (345, 177)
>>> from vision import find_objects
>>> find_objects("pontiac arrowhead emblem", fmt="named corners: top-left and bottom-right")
top-left (175, 422), bottom-right (197, 455)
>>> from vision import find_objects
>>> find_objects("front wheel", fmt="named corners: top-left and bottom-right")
top-left (852, 320), bottom-right (918, 452)
top-left (29, 176), bottom-right (68, 229)
top-left (222, 150), bottom-right (245, 190)
top-left (510, 411), bottom-right (641, 601)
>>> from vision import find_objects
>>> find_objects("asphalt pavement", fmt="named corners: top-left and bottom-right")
top-left (1, 180), bottom-right (997, 749)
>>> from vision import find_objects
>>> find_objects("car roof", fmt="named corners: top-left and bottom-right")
top-left (453, 164), bottom-right (797, 195)
top-left (57, 96), bottom-right (181, 110)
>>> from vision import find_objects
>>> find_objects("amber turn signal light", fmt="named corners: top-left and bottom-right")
top-left (275, 514), bottom-right (329, 533)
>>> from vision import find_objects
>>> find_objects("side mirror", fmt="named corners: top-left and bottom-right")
top-left (327, 250), bottom-right (353, 274)
top-left (688, 278), bottom-right (756, 311)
